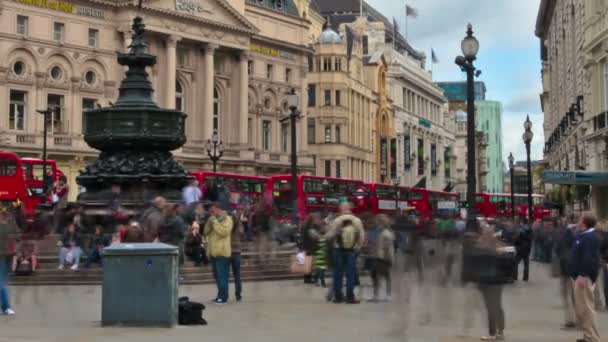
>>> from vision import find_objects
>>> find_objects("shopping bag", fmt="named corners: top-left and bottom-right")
top-left (290, 252), bottom-right (312, 274)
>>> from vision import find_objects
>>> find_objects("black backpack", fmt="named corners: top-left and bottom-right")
top-left (178, 297), bottom-right (207, 325)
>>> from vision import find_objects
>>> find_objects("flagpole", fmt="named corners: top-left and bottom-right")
top-left (430, 47), bottom-right (433, 80)
top-left (393, 18), bottom-right (396, 50)
top-left (405, 2), bottom-right (408, 41)
top-left (360, 0), bottom-right (363, 18)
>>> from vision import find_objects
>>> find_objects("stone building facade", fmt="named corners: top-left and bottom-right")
top-left (0, 0), bottom-right (314, 200)
top-left (536, 0), bottom-right (601, 214)
top-left (580, 0), bottom-right (608, 216)
top-left (306, 21), bottom-right (393, 182)
top-left (452, 108), bottom-right (488, 195)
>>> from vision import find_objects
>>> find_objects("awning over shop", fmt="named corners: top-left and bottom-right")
top-left (543, 170), bottom-right (608, 186)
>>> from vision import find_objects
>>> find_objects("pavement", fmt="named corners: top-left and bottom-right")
top-left (1, 262), bottom-right (607, 342)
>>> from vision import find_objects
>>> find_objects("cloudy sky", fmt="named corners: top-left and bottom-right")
top-left (367, 0), bottom-right (544, 164)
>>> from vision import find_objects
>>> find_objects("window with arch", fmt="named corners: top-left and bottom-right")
top-left (213, 87), bottom-right (220, 132)
top-left (175, 81), bottom-right (185, 111)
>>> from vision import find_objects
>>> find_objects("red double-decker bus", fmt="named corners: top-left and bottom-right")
top-left (365, 183), bottom-right (409, 214)
top-left (406, 188), bottom-right (459, 221)
top-left (191, 171), bottom-right (268, 210)
top-left (268, 175), bottom-right (368, 222)
top-left (475, 192), bottom-right (549, 220)
top-left (20, 158), bottom-right (60, 197)
top-left (20, 158), bottom-right (61, 220)
top-left (0, 152), bottom-right (27, 204)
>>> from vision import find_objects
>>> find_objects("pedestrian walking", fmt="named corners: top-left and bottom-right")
top-left (369, 214), bottom-right (395, 301)
top-left (141, 196), bottom-right (166, 242)
top-left (554, 217), bottom-right (577, 330)
top-left (204, 202), bottom-right (233, 305)
top-left (229, 211), bottom-right (244, 302)
top-left (514, 219), bottom-right (532, 281)
top-left (183, 179), bottom-right (202, 209)
top-left (302, 213), bottom-right (322, 284)
top-left (0, 208), bottom-right (17, 315)
top-left (474, 222), bottom-right (508, 341)
top-left (598, 220), bottom-right (608, 309)
top-left (158, 204), bottom-right (187, 263)
top-left (313, 225), bottom-right (329, 287)
top-left (251, 199), bottom-right (272, 264)
top-left (325, 202), bottom-right (365, 304)
top-left (53, 175), bottom-right (69, 234)
top-left (571, 213), bottom-right (601, 342)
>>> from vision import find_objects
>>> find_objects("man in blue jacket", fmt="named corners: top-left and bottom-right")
top-left (571, 213), bottom-right (600, 342)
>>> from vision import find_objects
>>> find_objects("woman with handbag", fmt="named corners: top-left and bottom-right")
top-left (0, 208), bottom-right (17, 315)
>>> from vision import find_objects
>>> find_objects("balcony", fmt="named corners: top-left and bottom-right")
top-left (0, 130), bottom-right (90, 151)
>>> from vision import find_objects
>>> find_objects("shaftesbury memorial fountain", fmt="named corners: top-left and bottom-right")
top-left (77, 14), bottom-right (190, 211)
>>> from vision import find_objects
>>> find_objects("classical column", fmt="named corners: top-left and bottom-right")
top-left (165, 35), bottom-right (181, 110)
top-left (203, 44), bottom-right (218, 141)
top-left (299, 65), bottom-right (308, 152)
top-left (238, 51), bottom-right (249, 144)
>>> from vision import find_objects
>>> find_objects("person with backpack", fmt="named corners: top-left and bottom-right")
top-left (325, 202), bottom-right (365, 304)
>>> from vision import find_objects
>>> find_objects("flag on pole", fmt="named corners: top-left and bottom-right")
top-left (431, 48), bottom-right (439, 63)
top-left (406, 5), bottom-right (418, 18)
top-left (346, 24), bottom-right (356, 66)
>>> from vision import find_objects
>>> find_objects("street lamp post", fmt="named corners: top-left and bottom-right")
top-left (455, 23), bottom-right (480, 232)
top-left (205, 129), bottom-right (224, 173)
top-left (508, 152), bottom-right (515, 220)
top-left (523, 115), bottom-right (534, 224)
top-left (322, 179), bottom-right (329, 217)
top-left (392, 176), bottom-right (401, 214)
top-left (286, 88), bottom-right (301, 226)
top-left (36, 108), bottom-right (53, 202)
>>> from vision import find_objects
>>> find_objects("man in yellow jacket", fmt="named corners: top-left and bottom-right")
top-left (204, 202), bottom-right (233, 305)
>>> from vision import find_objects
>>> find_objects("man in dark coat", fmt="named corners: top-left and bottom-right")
top-left (513, 220), bottom-right (533, 281)
top-left (571, 213), bottom-right (601, 342)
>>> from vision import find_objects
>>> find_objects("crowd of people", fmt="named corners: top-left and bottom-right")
top-left (2, 177), bottom-right (608, 342)
top-left (295, 207), bottom-right (608, 342)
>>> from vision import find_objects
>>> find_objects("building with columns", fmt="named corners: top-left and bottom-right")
top-left (0, 0), bottom-right (314, 200)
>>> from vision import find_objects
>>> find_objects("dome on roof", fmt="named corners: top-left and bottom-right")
top-left (318, 27), bottom-right (342, 44)
top-left (455, 110), bottom-right (467, 122)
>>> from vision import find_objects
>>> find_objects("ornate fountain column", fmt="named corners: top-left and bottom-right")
top-left (77, 16), bottom-right (191, 209)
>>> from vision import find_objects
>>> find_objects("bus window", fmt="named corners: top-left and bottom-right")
top-left (376, 186), bottom-right (396, 199)
top-left (476, 195), bottom-right (486, 203)
top-left (409, 191), bottom-right (423, 201)
top-left (0, 157), bottom-right (17, 176)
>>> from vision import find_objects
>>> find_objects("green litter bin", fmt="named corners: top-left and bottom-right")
top-left (102, 243), bottom-right (179, 327)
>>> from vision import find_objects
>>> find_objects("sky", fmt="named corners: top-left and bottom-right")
top-left (367, 0), bottom-right (544, 165)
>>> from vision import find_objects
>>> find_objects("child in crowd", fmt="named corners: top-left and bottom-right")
top-left (313, 226), bottom-right (329, 287)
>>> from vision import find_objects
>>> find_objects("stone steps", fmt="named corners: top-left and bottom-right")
top-left (10, 273), bottom-right (302, 286)
top-left (10, 237), bottom-right (299, 286)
